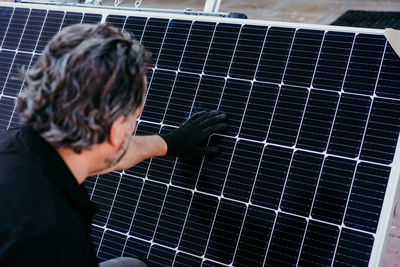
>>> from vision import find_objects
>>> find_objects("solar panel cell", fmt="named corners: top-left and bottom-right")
top-left (256, 27), bottom-right (295, 83)
top-left (264, 213), bottom-right (307, 266)
top-left (123, 16), bottom-right (147, 42)
top-left (123, 237), bottom-right (150, 259)
top-left (197, 136), bottom-right (235, 195)
top-left (2, 8), bottom-right (29, 50)
top-left (233, 206), bottom-right (275, 267)
top-left (204, 23), bottom-right (241, 76)
top-left (35, 10), bottom-right (64, 53)
top-left (173, 252), bottom-right (202, 267)
top-left (280, 151), bottom-right (324, 217)
top-left (141, 18), bottom-right (169, 63)
top-left (283, 29), bottom-right (324, 87)
top-left (327, 94), bottom-right (371, 158)
top-left (157, 20), bottom-right (191, 70)
top-left (312, 31), bottom-right (354, 91)
top-left (171, 156), bottom-right (202, 189)
top-left (0, 50), bottom-right (15, 93)
top-left (267, 85), bottom-right (309, 146)
top-left (229, 25), bottom-right (267, 80)
top-left (163, 72), bottom-right (200, 126)
top-left (178, 192), bottom-right (218, 256)
top-left (180, 21), bottom-right (216, 74)
top-left (192, 75), bottom-right (225, 114)
top-left (107, 175), bottom-right (143, 233)
top-left (148, 245), bottom-right (175, 267)
top-left (91, 225), bottom-right (104, 252)
top-left (61, 12), bottom-right (83, 28)
top-left (0, 7), bottom-right (13, 47)
top-left (297, 89), bottom-right (339, 152)
top-left (344, 162), bottom-right (390, 233)
top-left (105, 15), bottom-right (126, 29)
top-left (311, 156), bottom-right (356, 224)
top-left (81, 13), bottom-right (102, 24)
top-left (129, 180), bottom-right (167, 240)
top-left (251, 145), bottom-right (292, 209)
top-left (153, 186), bottom-right (192, 248)
top-left (299, 220), bottom-right (339, 266)
top-left (223, 140), bottom-right (263, 202)
top-left (343, 34), bottom-right (386, 95)
top-left (18, 9), bottom-right (46, 52)
top-left (360, 98), bottom-right (400, 164)
top-left (239, 82), bottom-right (279, 142)
top-left (98, 230), bottom-right (126, 261)
top-left (3, 52), bottom-right (32, 97)
top-left (205, 199), bottom-right (246, 264)
top-left (0, 97), bottom-right (14, 131)
top-left (333, 228), bottom-right (374, 266)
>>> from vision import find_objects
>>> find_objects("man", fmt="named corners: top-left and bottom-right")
top-left (0, 23), bottom-right (227, 266)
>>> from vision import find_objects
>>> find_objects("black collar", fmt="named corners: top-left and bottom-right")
top-left (17, 126), bottom-right (98, 213)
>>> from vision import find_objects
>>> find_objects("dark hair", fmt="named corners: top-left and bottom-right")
top-left (17, 23), bottom-right (151, 153)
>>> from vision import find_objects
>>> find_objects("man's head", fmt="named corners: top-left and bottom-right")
top-left (17, 23), bottom-right (151, 154)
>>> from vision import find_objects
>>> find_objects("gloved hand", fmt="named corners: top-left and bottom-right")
top-left (159, 110), bottom-right (228, 158)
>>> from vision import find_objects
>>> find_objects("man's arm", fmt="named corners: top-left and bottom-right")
top-left (113, 135), bottom-right (167, 171)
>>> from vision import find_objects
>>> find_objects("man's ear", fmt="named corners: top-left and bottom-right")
top-left (108, 116), bottom-right (127, 147)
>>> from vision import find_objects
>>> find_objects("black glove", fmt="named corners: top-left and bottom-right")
top-left (159, 110), bottom-right (228, 158)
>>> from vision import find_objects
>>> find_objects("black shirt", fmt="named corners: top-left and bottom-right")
top-left (0, 127), bottom-right (99, 267)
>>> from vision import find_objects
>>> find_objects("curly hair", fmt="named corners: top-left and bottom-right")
top-left (17, 23), bottom-right (151, 153)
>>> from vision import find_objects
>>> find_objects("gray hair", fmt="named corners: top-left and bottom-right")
top-left (17, 23), bottom-right (151, 153)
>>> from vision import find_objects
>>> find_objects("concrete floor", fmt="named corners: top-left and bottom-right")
top-left (102, 0), bottom-right (400, 266)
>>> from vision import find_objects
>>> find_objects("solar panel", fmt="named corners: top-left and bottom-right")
top-left (1, 2), bottom-right (400, 266)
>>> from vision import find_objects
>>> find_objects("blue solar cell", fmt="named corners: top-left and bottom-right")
top-left (267, 85), bottom-right (309, 146)
top-left (223, 140), bottom-right (263, 202)
top-left (123, 16), bottom-right (147, 42)
top-left (311, 156), bottom-right (356, 224)
top-left (333, 228), bottom-right (374, 266)
top-left (107, 175), bottom-right (143, 233)
top-left (157, 20), bottom-right (192, 70)
top-left (0, 50), bottom-right (16, 96)
top-left (376, 44), bottom-right (400, 99)
top-left (140, 69), bottom-right (176, 123)
top-left (256, 27), bottom-right (296, 83)
top-left (141, 18), bottom-right (169, 63)
top-left (229, 25), bottom-right (268, 80)
top-left (123, 237), bottom-right (150, 260)
top-left (153, 186), bottom-right (192, 247)
top-left (130, 180), bottom-right (167, 240)
top-left (191, 75), bottom-right (225, 114)
top-left (3, 52), bottom-right (32, 97)
top-left (174, 252), bottom-right (202, 267)
top-left (205, 199), bottom-right (246, 264)
top-left (233, 206), bottom-right (275, 267)
top-left (0, 97), bottom-right (15, 132)
top-left (0, 7), bottom-right (13, 46)
top-left (81, 13), bottom-right (102, 24)
top-left (18, 9), bottom-right (46, 52)
top-left (313, 31), bottom-right (354, 91)
top-left (163, 72), bottom-right (200, 126)
top-left (283, 29), bottom-right (324, 87)
top-left (204, 23), bottom-right (241, 76)
top-left (360, 98), bottom-right (400, 164)
top-left (251, 145), bottom-right (292, 209)
top-left (264, 213), bottom-right (307, 266)
top-left (327, 94), bottom-right (371, 158)
top-left (91, 172), bottom-right (121, 227)
top-left (171, 155), bottom-right (202, 189)
top-left (343, 34), bottom-right (386, 95)
top-left (35, 10), bottom-right (64, 53)
top-left (2, 8), bottom-right (29, 50)
top-left (98, 231), bottom-right (126, 262)
top-left (344, 162), bottom-right (390, 233)
top-left (180, 21), bottom-right (216, 73)
top-left (219, 79), bottom-right (252, 137)
top-left (297, 89), bottom-right (339, 152)
top-left (179, 192), bottom-right (218, 256)
top-left (197, 136), bottom-right (235, 195)
top-left (90, 225), bottom-right (104, 252)
top-left (148, 245), bottom-right (175, 267)
top-left (239, 82), bottom-right (279, 141)
top-left (299, 220), bottom-right (339, 266)
top-left (280, 151), bottom-right (324, 216)
top-left (61, 12), bottom-right (83, 28)
top-left (83, 175), bottom-right (97, 196)
top-left (105, 15), bottom-right (126, 29)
